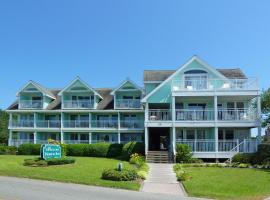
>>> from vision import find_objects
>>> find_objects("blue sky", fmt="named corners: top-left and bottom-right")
top-left (0, 0), bottom-right (270, 109)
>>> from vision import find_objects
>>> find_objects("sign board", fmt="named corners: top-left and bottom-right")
top-left (41, 144), bottom-right (61, 160)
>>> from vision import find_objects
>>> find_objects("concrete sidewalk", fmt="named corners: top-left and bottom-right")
top-left (141, 163), bottom-right (186, 196)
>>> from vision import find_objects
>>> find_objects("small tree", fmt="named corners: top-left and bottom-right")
top-left (176, 144), bottom-right (193, 163)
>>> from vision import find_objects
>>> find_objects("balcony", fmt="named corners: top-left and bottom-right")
top-left (10, 139), bottom-right (34, 147)
top-left (64, 140), bottom-right (89, 144)
top-left (36, 120), bottom-right (61, 128)
top-left (176, 139), bottom-right (258, 153)
top-left (10, 120), bottom-right (34, 128)
top-left (172, 78), bottom-right (258, 92)
top-left (176, 109), bottom-right (214, 121)
top-left (63, 120), bottom-right (90, 128)
top-left (91, 120), bottom-right (118, 128)
top-left (62, 100), bottom-right (94, 109)
top-left (120, 120), bottom-right (144, 129)
top-left (148, 109), bottom-right (171, 121)
top-left (115, 99), bottom-right (141, 109)
top-left (20, 100), bottom-right (43, 109)
top-left (218, 108), bottom-right (258, 121)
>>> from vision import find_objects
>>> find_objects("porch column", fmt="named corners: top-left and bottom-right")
top-left (9, 113), bottom-right (12, 128)
top-left (214, 96), bottom-right (218, 153)
top-left (172, 96), bottom-right (176, 155)
top-left (34, 132), bottom-right (37, 144)
top-left (145, 127), bottom-right (148, 155)
top-left (172, 127), bottom-right (176, 155)
top-left (215, 127), bottom-right (218, 153)
top-left (118, 112), bottom-right (121, 144)
top-left (257, 95), bottom-right (262, 143)
top-left (89, 113), bottom-right (92, 128)
top-left (8, 130), bottom-right (12, 146)
top-left (172, 96), bottom-right (175, 121)
top-left (145, 103), bottom-right (149, 121)
top-left (60, 131), bottom-right (64, 144)
top-left (34, 113), bottom-right (37, 128)
top-left (89, 132), bottom-right (92, 144)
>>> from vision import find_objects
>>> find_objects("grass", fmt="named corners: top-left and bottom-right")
top-left (0, 155), bottom-right (140, 190)
top-left (182, 167), bottom-right (270, 200)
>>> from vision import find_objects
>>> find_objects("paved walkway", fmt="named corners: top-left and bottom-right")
top-left (141, 163), bottom-right (186, 196)
top-left (0, 176), bottom-right (200, 200)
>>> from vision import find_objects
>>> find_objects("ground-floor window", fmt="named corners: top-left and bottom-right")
top-left (176, 129), bottom-right (207, 140)
top-left (120, 133), bottom-right (143, 143)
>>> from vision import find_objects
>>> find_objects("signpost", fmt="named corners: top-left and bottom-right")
top-left (41, 144), bottom-right (61, 160)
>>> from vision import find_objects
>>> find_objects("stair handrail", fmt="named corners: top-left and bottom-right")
top-left (228, 140), bottom-right (245, 163)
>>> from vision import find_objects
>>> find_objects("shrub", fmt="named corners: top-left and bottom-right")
top-left (0, 145), bottom-right (17, 155)
top-left (238, 163), bottom-right (249, 168)
top-left (232, 153), bottom-right (253, 164)
top-left (176, 144), bottom-right (193, 163)
top-left (175, 169), bottom-right (190, 181)
top-left (36, 160), bottom-right (48, 167)
top-left (102, 168), bottom-right (138, 181)
top-left (129, 153), bottom-right (145, 166)
top-left (46, 157), bottom-right (75, 165)
top-left (18, 144), bottom-right (41, 155)
top-left (66, 143), bottom-right (123, 158)
top-left (23, 158), bottom-right (47, 167)
top-left (122, 142), bottom-right (145, 160)
top-left (252, 144), bottom-right (270, 164)
top-left (137, 170), bottom-right (147, 179)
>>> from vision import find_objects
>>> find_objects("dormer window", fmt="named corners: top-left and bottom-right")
top-left (184, 70), bottom-right (208, 90)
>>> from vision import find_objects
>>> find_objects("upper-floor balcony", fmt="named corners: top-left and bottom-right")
top-left (62, 100), bottom-right (94, 109)
top-left (148, 108), bottom-right (258, 121)
top-left (20, 100), bottom-right (43, 109)
top-left (36, 120), bottom-right (61, 128)
top-left (115, 99), bottom-right (141, 109)
top-left (172, 78), bottom-right (258, 92)
top-left (120, 120), bottom-right (144, 129)
top-left (10, 120), bottom-right (34, 128)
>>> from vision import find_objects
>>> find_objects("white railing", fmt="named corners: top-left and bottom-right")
top-left (63, 120), bottom-right (90, 128)
top-left (64, 140), bottom-right (89, 144)
top-left (10, 120), bottom-right (34, 128)
top-left (172, 78), bottom-right (258, 92)
top-left (120, 140), bottom-right (143, 144)
top-left (63, 100), bottom-right (94, 109)
top-left (10, 139), bottom-right (34, 147)
top-left (176, 139), bottom-right (215, 152)
top-left (36, 120), bottom-right (61, 128)
top-left (218, 108), bottom-right (258, 121)
top-left (115, 99), bottom-right (141, 109)
top-left (91, 140), bottom-right (118, 144)
top-left (148, 109), bottom-right (171, 121)
top-left (91, 120), bottom-right (118, 128)
top-left (20, 100), bottom-right (43, 109)
top-left (120, 120), bottom-right (144, 129)
top-left (175, 109), bottom-right (214, 121)
top-left (176, 139), bottom-right (258, 153)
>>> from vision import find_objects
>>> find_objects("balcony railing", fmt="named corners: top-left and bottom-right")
top-left (64, 140), bottom-right (89, 144)
top-left (10, 120), bottom-right (34, 128)
top-left (63, 120), bottom-right (90, 128)
top-left (63, 100), bottom-right (94, 109)
top-left (92, 140), bottom-right (118, 144)
top-left (10, 139), bottom-right (34, 147)
top-left (115, 99), bottom-right (141, 109)
top-left (120, 120), bottom-right (144, 129)
top-left (172, 78), bottom-right (258, 92)
top-left (176, 139), bottom-right (258, 153)
top-left (148, 109), bottom-right (171, 121)
top-left (36, 120), bottom-right (61, 128)
top-left (91, 120), bottom-right (118, 128)
top-left (20, 100), bottom-right (43, 109)
top-left (176, 109), bottom-right (214, 121)
top-left (218, 108), bottom-right (258, 121)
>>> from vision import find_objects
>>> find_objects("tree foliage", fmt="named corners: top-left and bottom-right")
top-left (261, 88), bottom-right (270, 113)
top-left (0, 110), bottom-right (9, 145)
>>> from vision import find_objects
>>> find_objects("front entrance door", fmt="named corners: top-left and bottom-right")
top-left (149, 128), bottom-right (170, 151)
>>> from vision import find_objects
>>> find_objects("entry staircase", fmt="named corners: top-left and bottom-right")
top-left (146, 151), bottom-right (173, 163)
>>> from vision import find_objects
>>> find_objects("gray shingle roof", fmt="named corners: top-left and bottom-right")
top-left (144, 68), bottom-right (247, 82)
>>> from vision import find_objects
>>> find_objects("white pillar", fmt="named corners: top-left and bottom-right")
top-left (145, 127), bottom-right (148, 155)
top-left (34, 132), bottom-right (37, 144)
top-left (257, 96), bottom-right (262, 142)
top-left (145, 103), bottom-right (149, 121)
top-left (8, 130), bottom-right (12, 146)
top-left (215, 127), bottom-right (218, 153)
top-left (172, 127), bottom-right (176, 155)
top-left (172, 96), bottom-right (175, 121)
top-left (89, 132), bottom-right (92, 144)
top-left (118, 112), bottom-right (121, 144)
top-left (214, 96), bottom-right (218, 153)
top-left (34, 113), bottom-right (37, 128)
top-left (9, 113), bottom-right (12, 128)
top-left (172, 96), bottom-right (176, 155)
top-left (61, 131), bottom-right (64, 144)
top-left (89, 113), bottom-right (92, 128)
top-left (61, 112), bottom-right (64, 143)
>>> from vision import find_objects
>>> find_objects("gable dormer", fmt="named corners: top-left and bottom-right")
top-left (58, 77), bottom-right (102, 109)
top-left (111, 79), bottom-right (143, 109)
top-left (17, 81), bottom-right (55, 109)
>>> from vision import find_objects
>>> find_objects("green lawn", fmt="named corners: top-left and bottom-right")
top-left (0, 155), bottom-right (140, 190)
top-left (182, 167), bottom-right (270, 200)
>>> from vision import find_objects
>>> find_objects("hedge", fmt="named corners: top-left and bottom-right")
top-left (18, 144), bottom-right (41, 155)
top-left (17, 142), bottom-right (144, 159)
top-left (0, 145), bottom-right (17, 155)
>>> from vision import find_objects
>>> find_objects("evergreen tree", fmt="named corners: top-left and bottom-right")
top-left (0, 110), bottom-right (9, 145)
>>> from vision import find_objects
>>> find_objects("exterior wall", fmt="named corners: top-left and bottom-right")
top-left (145, 83), bottom-right (159, 95)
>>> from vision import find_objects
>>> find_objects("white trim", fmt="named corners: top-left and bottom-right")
top-left (110, 78), bottom-right (143, 95)
top-left (144, 81), bottom-right (163, 84)
top-left (58, 77), bottom-right (103, 99)
top-left (141, 56), bottom-right (228, 102)
top-left (16, 81), bottom-right (55, 99)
